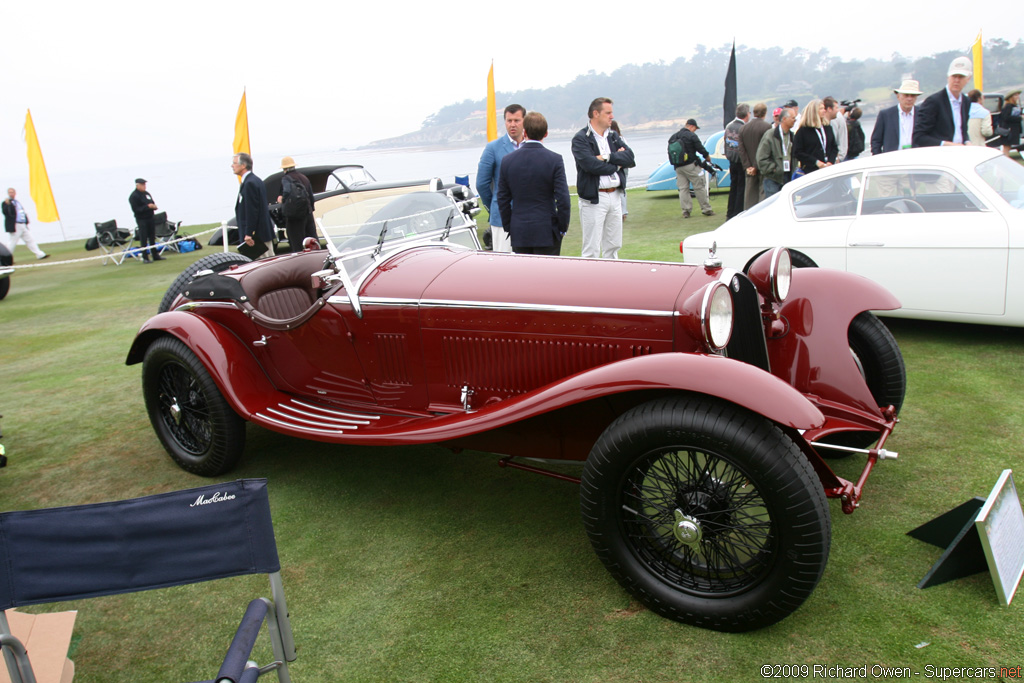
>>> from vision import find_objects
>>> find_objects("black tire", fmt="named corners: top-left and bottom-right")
top-left (157, 252), bottom-right (251, 313)
top-left (580, 396), bottom-right (830, 632)
top-left (820, 312), bottom-right (906, 451)
top-left (0, 243), bottom-right (12, 301)
top-left (142, 336), bottom-right (245, 476)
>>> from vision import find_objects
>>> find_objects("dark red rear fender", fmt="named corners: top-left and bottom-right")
top-left (126, 311), bottom-right (274, 419)
top-left (768, 268), bottom-right (901, 416)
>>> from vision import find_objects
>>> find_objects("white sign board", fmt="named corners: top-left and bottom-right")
top-left (975, 469), bottom-right (1024, 606)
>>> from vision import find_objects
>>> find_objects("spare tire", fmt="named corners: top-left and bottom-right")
top-left (157, 252), bottom-right (251, 313)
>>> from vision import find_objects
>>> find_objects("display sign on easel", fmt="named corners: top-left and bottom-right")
top-left (975, 470), bottom-right (1024, 605)
top-left (908, 469), bottom-right (1024, 606)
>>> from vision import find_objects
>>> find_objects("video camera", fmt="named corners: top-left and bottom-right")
top-left (695, 157), bottom-right (718, 175)
top-left (840, 98), bottom-right (862, 110)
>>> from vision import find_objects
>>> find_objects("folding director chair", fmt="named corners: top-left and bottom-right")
top-left (154, 211), bottom-right (183, 254)
top-left (0, 478), bottom-right (296, 683)
top-left (93, 220), bottom-right (137, 265)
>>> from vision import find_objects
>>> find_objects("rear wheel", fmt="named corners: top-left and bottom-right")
top-left (580, 396), bottom-right (830, 632)
top-left (157, 252), bottom-right (251, 313)
top-left (142, 336), bottom-right (245, 475)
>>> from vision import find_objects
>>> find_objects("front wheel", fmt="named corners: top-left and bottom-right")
top-left (142, 336), bottom-right (245, 475)
top-left (821, 311), bottom-right (906, 452)
top-left (580, 397), bottom-right (830, 632)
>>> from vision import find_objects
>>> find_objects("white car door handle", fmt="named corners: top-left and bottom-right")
top-left (849, 242), bottom-right (885, 247)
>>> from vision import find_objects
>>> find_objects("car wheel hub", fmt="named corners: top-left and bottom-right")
top-left (673, 509), bottom-right (702, 546)
top-left (169, 398), bottom-right (182, 425)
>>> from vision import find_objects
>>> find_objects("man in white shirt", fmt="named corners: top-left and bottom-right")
top-left (570, 98), bottom-right (635, 259)
top-left (871, 80), bottom-right (922, 154)
top-left (914, 57), bottom-right (972, 147)
top-left (824, 97), bottom-right (848, 162)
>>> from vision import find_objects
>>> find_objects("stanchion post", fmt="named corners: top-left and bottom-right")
top-left (221, 221), bottom-right (228, 253)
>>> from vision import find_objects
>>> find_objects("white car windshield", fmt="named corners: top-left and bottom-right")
top-left (320, 189), bottom-right (478, 281)
top-left (976, 156), bottom-right (1024, 209)
top-left (325, 167), bottom-right (376, 191)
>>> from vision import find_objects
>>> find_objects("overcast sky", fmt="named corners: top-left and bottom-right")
top-left (2, 0), bottom-right (1020, 177)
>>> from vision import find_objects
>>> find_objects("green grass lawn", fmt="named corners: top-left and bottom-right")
top-left (2, 198), bottom-right (1022, 682)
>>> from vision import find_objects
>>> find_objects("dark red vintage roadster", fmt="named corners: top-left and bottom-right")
top-left (128, 183), bottom-right (906, 631)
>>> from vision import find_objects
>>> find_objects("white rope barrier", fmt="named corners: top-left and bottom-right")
top-left (6, 175), bottom-right (695, 271)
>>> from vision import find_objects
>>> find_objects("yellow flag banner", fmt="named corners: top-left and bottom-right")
top-left (233, 89), bottom-right (251, 156)
top-left (972, 32), bottom-right (983, 90)
top-left (24, 109), bottom-right (60, 223)
top-left (486, 62), bottom-right (497, 142)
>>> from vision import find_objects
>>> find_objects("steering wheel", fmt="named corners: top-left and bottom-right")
top-left (882, 199), bottom-right (925, 214)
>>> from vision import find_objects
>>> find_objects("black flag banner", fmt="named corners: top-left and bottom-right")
top-left (723, 41), bottom-right (737, 130)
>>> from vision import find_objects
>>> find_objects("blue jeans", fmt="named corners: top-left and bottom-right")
top-left (763, 178), bottom-right (784, 197)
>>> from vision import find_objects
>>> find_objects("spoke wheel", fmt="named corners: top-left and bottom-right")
top-left (581, 396), bottom-right (830, 632)
top-left (142, 336), bottom-right (245, 475)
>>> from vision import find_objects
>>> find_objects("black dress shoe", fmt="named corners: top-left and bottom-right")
top-left (152, 254), bottom-right (165, 261)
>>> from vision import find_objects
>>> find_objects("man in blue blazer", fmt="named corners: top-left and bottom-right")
top-left (914, 57), bottom-right (972, 147)
top-left (232, 153), bottom-right (274, 256)
top-left (870, 80), bottom-right (922, 155)
top-left (476, 104), bottom-right (526, 253)
top-left (496, 112), bottom-right (570, 255)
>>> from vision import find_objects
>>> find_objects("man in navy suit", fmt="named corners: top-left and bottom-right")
top-left (871, 79), bottom-right (922, 155)
top-left (232, 153), bottom-right (274, 256)
top-left (476, 104), bottom-right (526, 253)
top-left (914, 57), bottom-right (972, 147)
top-left (497, 112), bottom-right (570, 255)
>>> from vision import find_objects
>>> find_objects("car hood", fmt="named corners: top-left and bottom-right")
top-left (361, 248), bottom-right (701, 315)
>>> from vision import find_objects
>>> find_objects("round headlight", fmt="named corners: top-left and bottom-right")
top-left (747, 246), bottom-right (792, 304)
top-left (772, 247), bottom-right (792, 301)
top-left (701, 282), bottom-right (733, 351)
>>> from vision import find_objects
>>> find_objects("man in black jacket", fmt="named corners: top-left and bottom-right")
top-left (128, 179), bottom-right (163, 262)
top-left (914, 57), bottom-right (972, 147)
top-left (668, 119), bottom-right (714, 218)
top-left (232, 153), bottom-right (274, 256)
top-left (570, 97), bottom-right (634, 259)
top-left (277, 156), bottom-right (316, 252)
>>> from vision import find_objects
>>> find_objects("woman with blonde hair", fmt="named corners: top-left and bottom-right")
top-left (792, 99), bottom-right (837, 175)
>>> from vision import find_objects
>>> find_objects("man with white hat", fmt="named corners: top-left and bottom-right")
top-left (871, 79), bottom-right (923, 154)
top-left (914, 56), bottom-right (972, 147)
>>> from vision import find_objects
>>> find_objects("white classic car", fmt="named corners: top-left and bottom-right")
top-left (683, 146), bottom-right (1024, 326)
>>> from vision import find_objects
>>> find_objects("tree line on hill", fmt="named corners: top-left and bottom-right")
top-left (366, 39), bottom-right (1024, 147)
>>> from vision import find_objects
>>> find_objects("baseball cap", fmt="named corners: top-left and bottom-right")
top-left (948, 56), bottom-right (972, 77)
top-left (686, 118), bottom-right (700, 129)
top-left (135, 178), bottom-right (147, 184)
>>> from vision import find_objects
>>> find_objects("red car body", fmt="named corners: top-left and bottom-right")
top-left (128, 186), bottom-right (906, 631)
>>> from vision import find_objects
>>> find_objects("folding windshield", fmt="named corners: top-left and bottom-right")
top-left (320, 190), bottom-right (479, 283)
top-left (976, 155), bottom-right (1024, 209)
top-left (326, 167), bottom-right (376, 191)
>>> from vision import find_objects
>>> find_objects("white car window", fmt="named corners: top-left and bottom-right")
top-left (861, 170), bottom-right (985, 214)
top-left (976, 155), bottom-right (1024, 209)
top-left (791, 173), bottom-right (862, 219)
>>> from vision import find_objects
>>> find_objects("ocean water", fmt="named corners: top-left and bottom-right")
top-left (17, 120), bottom-right (875, 246)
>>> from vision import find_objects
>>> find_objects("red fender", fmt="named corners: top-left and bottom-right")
top-left (344, 353), bottom-right (825, 445)
top-left (127, 317), bottom-right (823, 445)
top-left (769, 267), bottom-right (901, 417)
top-left (126, 311), bottom-right (278, 419)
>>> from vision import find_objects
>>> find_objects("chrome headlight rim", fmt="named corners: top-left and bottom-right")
top-left (700, 281), bottom-right (733, 351)
top-left (769, 246), bottom-right (792, 302)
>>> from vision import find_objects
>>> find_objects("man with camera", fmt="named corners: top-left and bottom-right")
top-left (668, 119), bottom-right (715, 219)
